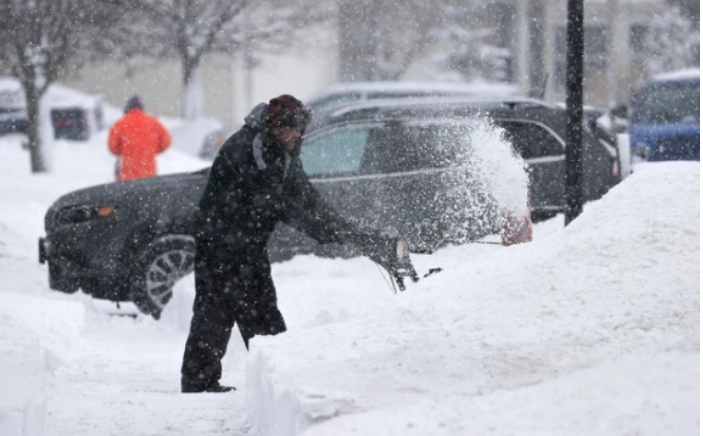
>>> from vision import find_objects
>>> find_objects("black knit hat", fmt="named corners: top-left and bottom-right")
top-left (265, 94), bottom-right (312, 130)
top-left (124, 95), bottom-right (143, 113)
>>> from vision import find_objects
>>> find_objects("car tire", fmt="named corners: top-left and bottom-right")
top-left (129, 235), bottom-right (196, 319)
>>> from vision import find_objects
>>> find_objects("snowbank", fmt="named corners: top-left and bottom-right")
top-left (302, 352), bottom-right (698, 436)
top-left (0, 275), bottom-right (87, 436)
top-left (246, 162), bottom-right (700, 436)
top-left (0, 116), bottom-right (216, 435)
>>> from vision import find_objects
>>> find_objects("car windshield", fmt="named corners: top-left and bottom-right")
top-left (632, 80), bottom-right (700, 124)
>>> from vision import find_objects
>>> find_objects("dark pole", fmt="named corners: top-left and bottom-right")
top-left (565, 0), bottom-right (584, 225)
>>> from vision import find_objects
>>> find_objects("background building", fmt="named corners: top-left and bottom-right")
top-left (59, 0), bottom-right (693, 125)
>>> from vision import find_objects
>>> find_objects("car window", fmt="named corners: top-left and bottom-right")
top-left (495, 121), bottom-right (563, 159)
top-left (412, 123), bottom-right (474, 169)
top-left (301, 128), bottom-right (369, 177)
top-left (362, 124), bottom-right (418, 174)
top-left (632, 80), bottom-right (700, 124)
top-left (362, 122), bottom-right (473, 174)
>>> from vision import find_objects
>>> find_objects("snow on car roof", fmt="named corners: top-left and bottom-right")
top-left (0, 76), bottom-right (26, 107)
top-left (0, 76), bottom-right (24, 92)
top-left (45, 84), bottom-right (102, 109)
top-left (311, 80), bottom-right (518, 98)
top-left (328, 95), bottom-right (554, 117)
top-left (650, 68), bottom-right (700, 82)
top-left (0, 76), bottom-right (101, 109)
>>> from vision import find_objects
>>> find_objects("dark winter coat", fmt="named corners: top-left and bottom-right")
top-left (193, 104), bottom-right (352, 337)
top-left (196, 103), bottom-right (350, 247)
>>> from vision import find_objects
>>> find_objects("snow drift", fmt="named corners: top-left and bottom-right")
top-left (246, 162), bottom-right (700, 436)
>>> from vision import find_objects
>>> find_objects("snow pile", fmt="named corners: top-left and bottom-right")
top-left (0, 291), bottom-right (90, 436)
top-left (246, 162), bottom-right (700, 436)
top-left (0, 221), bottom-right (89, 436)
top-left (0, 110), bottom-right (216, 436)
top-left (0, 317), bottom-right (48, 436)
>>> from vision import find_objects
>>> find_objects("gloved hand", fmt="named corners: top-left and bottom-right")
top-left (359, 232), bottom-right (400, 269)
top-left (343, 227), bottom-right (419, 291)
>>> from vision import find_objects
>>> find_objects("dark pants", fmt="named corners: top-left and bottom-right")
top-left (180, 237), bottom-right (286, 392)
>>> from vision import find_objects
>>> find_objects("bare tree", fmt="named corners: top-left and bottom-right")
top-left (0, 0), bottom-right (122, 173)
top-left (430, 1), bottom-right (512, 83)
top-left (634, 7), bottom-right (699, 76)
top-left (126, 0), bottom-right (329, 120)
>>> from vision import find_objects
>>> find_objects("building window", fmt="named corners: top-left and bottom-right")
top-left (495, 2), bottom-right (517, 83)
top-left (629, 22), bottom-right (650, 58)
top-left (553, 24), bottom-right (610, 91)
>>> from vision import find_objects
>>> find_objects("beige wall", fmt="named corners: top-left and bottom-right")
top-left (61, 1), bottom-right (674, 121)
top-left (231, 30), bottom-right (339, 122)
top-left (60, 24), bottom-right (338, 124)
top-left (61, 56), bottom-right (185, 119)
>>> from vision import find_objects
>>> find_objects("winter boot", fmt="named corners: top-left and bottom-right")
top-left (204, 382), bottom-right (236, 393)
top-left (182, 380), bottom-right (236, 393)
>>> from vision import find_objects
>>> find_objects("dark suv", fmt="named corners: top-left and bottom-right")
top-left (39, 97), bottom-right (618, 316)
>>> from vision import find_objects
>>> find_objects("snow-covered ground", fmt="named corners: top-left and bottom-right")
top-left (0, 111), bottom-right (699, 436)
top-left (0, 120), bottom-right (237, 436)
top-left (248, 161), bottom-right (699, 436)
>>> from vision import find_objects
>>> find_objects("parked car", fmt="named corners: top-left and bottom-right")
top-left (629, 68), bottom-right (700, 162)
top-left (0, 77), bottom-right (104, 140)
top-left (48, 85), bottom-right (104, 141)
top-left (39, 97), bottom-right (618, 317)
top-left (51, 108), bottom-right (90, 140)
top-left (307, 81), bottom-right (518, 117)
top-left (199, 82), bottom-right (517, 161)
top-left (2, 105), bottom-right (99, 141)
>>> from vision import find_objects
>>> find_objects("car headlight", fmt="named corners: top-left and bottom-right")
top-left (54, 204), bottom-right (117, 226)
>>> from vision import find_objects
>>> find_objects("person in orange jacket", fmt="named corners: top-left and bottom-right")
top-left (109, 96), bottom-right (171, 181)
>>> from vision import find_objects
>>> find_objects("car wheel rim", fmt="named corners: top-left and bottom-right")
top-left (145, 249), bottom-right (195, 309)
